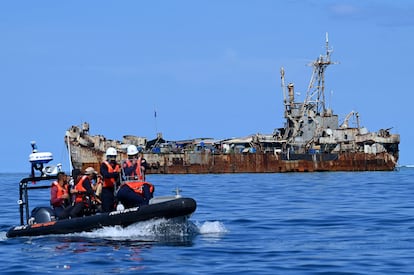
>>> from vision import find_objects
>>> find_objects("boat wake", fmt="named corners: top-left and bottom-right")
top-left (66, 218), bottom-right (196, 242)
top-left (197, 220), bottom-right (228, 234)
top-left (0, 231), bottom-right (7, 241)
top-left (0, 219), bottom-right (227, 243)
top-left (75, 219), bottom-right (228, 242)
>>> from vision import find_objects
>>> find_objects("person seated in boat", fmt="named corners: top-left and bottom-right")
top-left (50, 171), bottom-right (71, 219)
top-left (100, 147), bottom-right (121, 212)
top-left (122, 145), bottom-right (149, 181)
top-left (116, 180), bottom-right (154, 209)
top-left (93, 173), bottom-right (103, 199)
top-left (69, 167), bottom-right (101, 217)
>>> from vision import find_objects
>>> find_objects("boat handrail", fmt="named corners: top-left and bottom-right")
top-left (20, 175), bottom-right (57, 184)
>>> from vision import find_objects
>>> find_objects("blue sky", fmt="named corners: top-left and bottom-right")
top-left (0, 0), bottom-right (413, 173)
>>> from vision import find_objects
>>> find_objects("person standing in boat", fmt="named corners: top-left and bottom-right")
top-left (70, 167), bottom-right (100, 217)
top-left (122, 145), bottom-right (146, 181)
top-left (50, 171), bottom-right (71, 219)
top-left (100, 147), bottom-right (121, 212)
top-left (138, 151), bottom-right (150, 181)
top-left (118, 145), bottom-right (154, 209)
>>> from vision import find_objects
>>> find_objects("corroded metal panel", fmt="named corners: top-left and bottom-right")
top-left (75, 146), bottom-right (397, 175)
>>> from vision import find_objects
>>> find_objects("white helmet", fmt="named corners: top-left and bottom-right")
top-left (127, 145), bottom-right (139, 156)
top-left (106, 147), bottom-right (117, 157)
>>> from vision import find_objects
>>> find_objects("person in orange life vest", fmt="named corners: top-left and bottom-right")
top-left (116, 180), bottom-right (154, 209)
top-left (69, 167), bottom-right (99, 218)
top-left (122, 145), bottom-right (150, 181)
top-left (50, 171), bottom-right (71, 219)
top-left (100, 147), bottom-right (121, 212)
top-left (122, 145), bottom-right (143, 180)
top-left (118, 145), bottom-right (154, 209)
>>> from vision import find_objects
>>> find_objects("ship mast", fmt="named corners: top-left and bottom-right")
top-left (304, 32), bottom-right (336, 115)
top-left (279, 33), bottom-right (337, 145)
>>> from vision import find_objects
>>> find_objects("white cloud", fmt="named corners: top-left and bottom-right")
top-left (329, 3), bottom-right (360, 16)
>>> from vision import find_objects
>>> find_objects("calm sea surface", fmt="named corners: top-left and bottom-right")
top-left (1, 169), bottom-right (414, 274)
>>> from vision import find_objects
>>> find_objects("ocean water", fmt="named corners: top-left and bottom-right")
top-left (1, 169), bottom-right (414, 274)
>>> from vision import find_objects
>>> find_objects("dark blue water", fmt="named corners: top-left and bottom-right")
top-left (1, 169), bottom-right (414, 274)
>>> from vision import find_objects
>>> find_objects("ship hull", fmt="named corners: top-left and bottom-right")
top-left (69, 143), bottom-right (398, 174)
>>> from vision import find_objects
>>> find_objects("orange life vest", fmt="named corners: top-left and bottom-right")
top-left (125, 181), bottom-right (154, 196)
top-left (51, 181), bottom-right (68, 207)
top-left (124, 157), bottom-right (144, 181)
top-left (136, 157), bottom-right (144, 181)
top-left (102, 161), bottom-right (120, 188)
top-left (74, 175), bottom-right (88, 203)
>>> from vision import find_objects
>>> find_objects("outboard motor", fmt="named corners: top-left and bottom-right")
top-left (29, 207), bottom-right (56, 224)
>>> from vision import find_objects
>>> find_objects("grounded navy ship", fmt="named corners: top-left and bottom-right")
top-left (65, 35), bottom-right (399, 174)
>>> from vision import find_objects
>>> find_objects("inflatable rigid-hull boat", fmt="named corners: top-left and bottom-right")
top-left (7, 196), bottom-right (197, 238)
top-left (7, 164), bottom-right (196, 238)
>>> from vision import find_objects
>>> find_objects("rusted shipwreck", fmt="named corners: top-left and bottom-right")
top-left (65, 36), bottom-right (399, 174)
